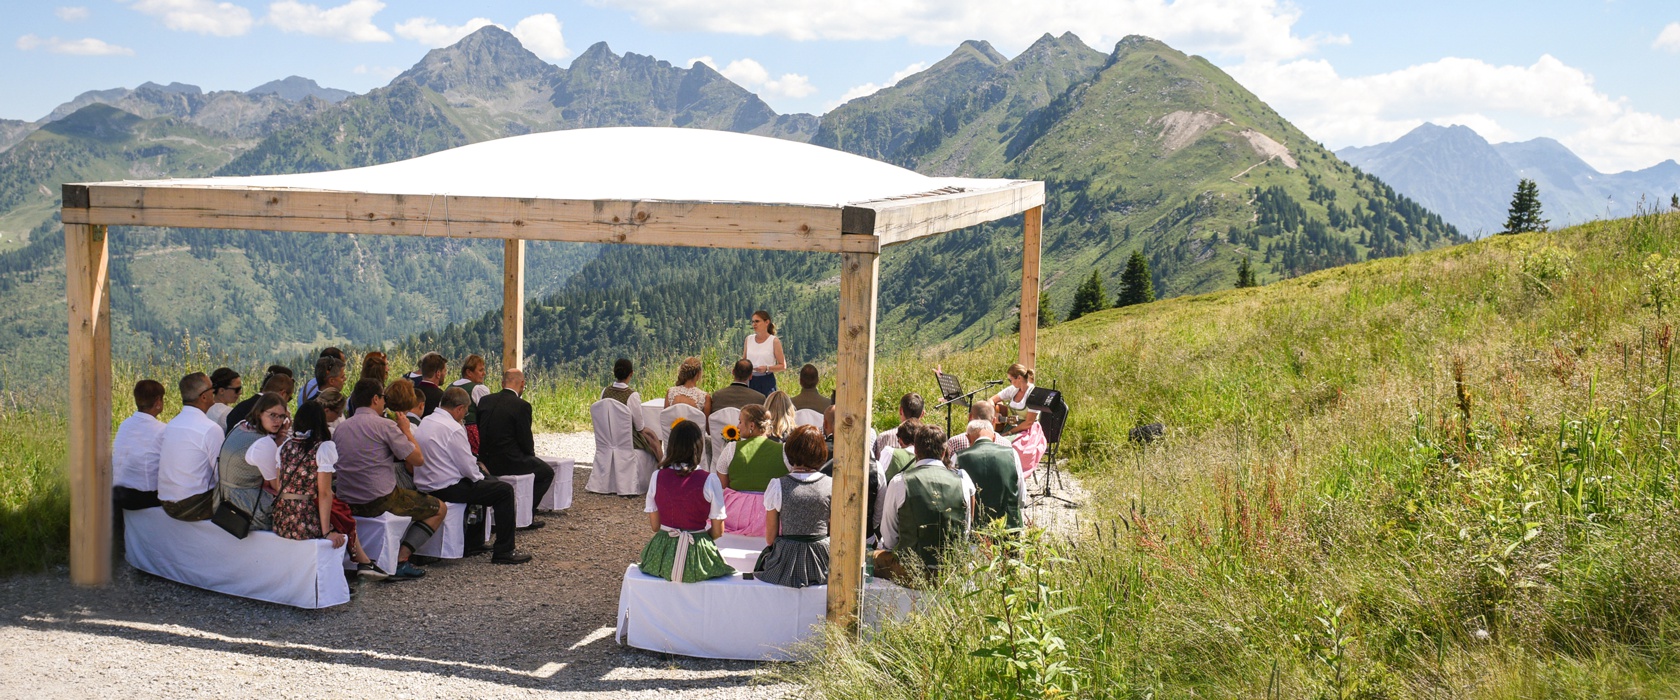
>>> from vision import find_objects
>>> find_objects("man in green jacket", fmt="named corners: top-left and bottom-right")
top-left (872, 424), bottom-right (975, 587)
top-left (954, 419), bottom-right (1026, 530)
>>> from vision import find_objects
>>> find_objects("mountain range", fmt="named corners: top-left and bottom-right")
top-left (1339, 123), bottom-right (1680, 237)
top-left (0, 26), bottom-right (1459, 382)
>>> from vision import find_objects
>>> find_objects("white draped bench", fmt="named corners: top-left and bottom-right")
top-left (354, 512), bottom-right (411, 574)
top-left (123, 507), bottom-right (350, 609)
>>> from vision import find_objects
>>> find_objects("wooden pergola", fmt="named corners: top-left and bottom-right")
top-left (62, 127), bottom-right (1044, 626)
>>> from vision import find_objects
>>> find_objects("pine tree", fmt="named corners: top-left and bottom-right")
top-left (1066, 269), bottom-right (1109, 321)
top-left (1501, 178), bottom-right (1549, 235)
top-left (1236, 255), bottom-right (1257, 288)
top-left (1116, 251), bottom-right (1155, 307)
top-left (1012, 292), bottom-right (1058, 331)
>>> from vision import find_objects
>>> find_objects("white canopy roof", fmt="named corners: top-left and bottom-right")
top-left (106, 127), bottom-right (1016, 208)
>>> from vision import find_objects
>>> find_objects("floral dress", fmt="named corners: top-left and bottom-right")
top-left (272, 437), bottom-right (332, 540)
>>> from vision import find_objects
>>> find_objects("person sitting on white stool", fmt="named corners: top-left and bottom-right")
top-left (415, 388), bottom-right (531, 565)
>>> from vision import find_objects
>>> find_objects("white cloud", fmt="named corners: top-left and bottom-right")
top-left (686, 56), bottom-right (714, 69)
top-left (128, 0), bottom-right (253, 37)
top-left (832, 61), bottom-right (928, 108)
top-left (1656, 23), bottom-right (1680, 52)
top-left (16, 34), bottom-right (135, 55)
top-left (1230, 54), bottom-right (1680, 173)
top-left (55, 6), bottom-right (91, 21)
top-left (352, 63), bottom-right (400, 78)
top-left (511, 13), bottom-right (568, 60)
top-left (393, 16), bottom-right (494, 47)
top-left (266, 0), bottom-right (391, 42)
top-left (597, 0), bottom-right (1328, 61)
top-left (715, 57), bottom-right (816, 98)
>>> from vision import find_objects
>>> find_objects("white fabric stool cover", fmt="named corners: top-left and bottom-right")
top-left (123, 508), bottom-right (350, 609)
top-left (659, 403), bottom-right (707, 442)
top-left (616, 565), bottom-right (917, 661)
top-left (538, 456), bottom-right (574, 511)
top-left (793, 409), bottom-right (824, 429)
top-left (587, 399), bottom-right (657, 495)
top-left (354, 512), bottom-right (412, 575)
top-left (706, 407), bottom-right (740, 472)
top-left (640, 398), bottom-right (665, 434)
top-left (714, 532), bottom-right (767, 573)
top-left (414, 501), bottom-right (467, 559)
top-left (504, 472), bottom-right (534, 528)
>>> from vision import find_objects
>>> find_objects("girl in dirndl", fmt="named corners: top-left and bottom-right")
top-left (639, 420), bottom-right (735, 583)
top-left (753, 425), bottom-right (832, 588)
top-left (259, 400), bottom-right (388, 580)
top-left (991, 363), bottom-right (1046, 473)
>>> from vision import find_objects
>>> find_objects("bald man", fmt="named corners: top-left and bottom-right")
top-left (475, 369), bottom-right (553, 528)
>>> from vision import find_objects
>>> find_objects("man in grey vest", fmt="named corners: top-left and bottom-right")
top-left (873, 424), bottom-right (975, 587)
top-left (954, 419), bottom-right (1025, 530)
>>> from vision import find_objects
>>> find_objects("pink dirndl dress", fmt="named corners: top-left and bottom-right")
top-left (722, 489), bottom-right (768, 536)
top-left (1010, 421), bottom-right (1047, 474)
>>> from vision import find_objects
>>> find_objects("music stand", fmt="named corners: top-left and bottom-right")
top-left (1023, 383), bottom-right (1076, 507)
top-left (932, 371), bottom-right (970, 436)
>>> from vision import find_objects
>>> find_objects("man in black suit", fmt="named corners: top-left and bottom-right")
top-left (475, 368), bottom-right (553, 528)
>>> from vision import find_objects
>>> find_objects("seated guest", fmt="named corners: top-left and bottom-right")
top-left (386, 379), bottom-right (422, 427)
top-left (639, 420), bottom-right (734, 583)
top-left (955, 419), bottom-right (1026, 530)
top-left (254, 400), bottom-right (387, 580)
top-left (989, 364), bottom-right (1046, 473)
top-left (755, 425), bottom-right (832, 588)
top-left (297, 347), bottom-right (344, 407)
top-left (665, 356), bottom-right (711, 414)
top-left (112, 379), bottom-right (167, 510)
top-left (872, 393), bottom-right (926, 458)
top-left (599, 358), bottom-right (663, 463)
top-left (207, 367), bottom-right (241, 432)
top-left (317, 388), bottom-right (347, 432)
top-left (226, 370), bottom-right (294, 436)
top-left (334, 378), bottom-right (446, 581)
top-left (351, 352), bottom-right (389, 418)
top-left (763, 390), bottom-right (797, 440)
top-left (476, 369), bottom-right (554, 528)
top-left (790, 364), bottom-right (832, 413)
top-left (716, 404), bottom-right (786, 536)
top-left (157, 373), bottom-right (224, 521)
top-left (944, 401), bottom-right (998, 457)
top-left (448, 354), bottom-right (493, 453)
top-left (873, 424), bottom-right (976, 587)
top-left (416, 387), bottom-right (531, 564)
top-left (876, 419), bottom-right (923, 487)
top-left (415, 352), bottom-right (446, 417)
top-left (710, 359), bottom-right (766, 412)
top-left (300, 354), bottom-right (345, 410)
top-left (217, 391), bottom-right (288, 532)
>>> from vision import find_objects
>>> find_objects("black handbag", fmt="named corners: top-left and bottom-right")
top-left (211, 491), bottom-right (269, 539)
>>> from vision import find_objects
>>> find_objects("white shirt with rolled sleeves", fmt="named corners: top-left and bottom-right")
top-left (156, 405), bottom-right (224, 502)
top-left (876, 458), bottom-right (976, 551)
top-left (413, 410), bottom-right (481, 492)
top-left (112, 411), bottom-right (166, 491)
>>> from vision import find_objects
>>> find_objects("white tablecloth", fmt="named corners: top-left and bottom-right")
top-left (538, 456), bottom-right (574, 511)
top-left (616, 565), bottom-right (917, 661)
top-left (123, 508), bottom-right (350, 608)
top-left (354, 512), bottom-right (411, 575)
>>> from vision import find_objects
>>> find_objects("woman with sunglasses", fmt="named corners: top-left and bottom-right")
top-left (206, 367), bottom-right (242, 432)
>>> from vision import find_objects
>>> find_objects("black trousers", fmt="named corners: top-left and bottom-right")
top-left (428, 477), bottom-right (517, 554)
top-left (484, 455), bottom-right (553, 521)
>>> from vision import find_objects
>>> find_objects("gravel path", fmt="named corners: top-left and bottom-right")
top-left (0, 432), bottom-right (1088, 699)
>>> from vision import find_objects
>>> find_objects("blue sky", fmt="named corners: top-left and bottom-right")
top-left (5, 1), bottom-right (1678, 172)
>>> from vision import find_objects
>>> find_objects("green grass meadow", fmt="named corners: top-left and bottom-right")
top-left (6, 212), bottom-right (1680, 697)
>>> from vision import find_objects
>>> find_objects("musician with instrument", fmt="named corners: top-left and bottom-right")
top-left (987, 364), bottom-right (1047, 473)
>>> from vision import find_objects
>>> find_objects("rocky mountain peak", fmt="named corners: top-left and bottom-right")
top-left (393, 25), bottom-right (557, 95)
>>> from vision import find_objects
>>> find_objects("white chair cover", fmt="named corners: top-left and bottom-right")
top-left (793, 408), bottom-right (824, 429)
top-left (538, 456), bottom-right (574, 511)
top-left (659, 403), bottom-right (707, 443)
top-left (706, 407), bottom-right (741, 473)
top-left (640, 398), bottom-right (665, 435)
top-left (587, 399), bottom-right (658, 495)
top-left (354, 512), bottom-right (412, 575)
top-left (123, 508), bottom-right (350, 609)
top-left (414, 501), bottom-right (467, 559)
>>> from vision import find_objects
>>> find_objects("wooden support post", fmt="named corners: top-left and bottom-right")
top-left (66, 223), bottom-right (113, 586)
top-left (502, 239), bottom-right (525, 373)
top-left (827, 250), bottom-right (880, 628)
top-left (1019, 205), bottom-right (1043, 369)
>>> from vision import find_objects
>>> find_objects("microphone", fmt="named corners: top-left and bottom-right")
top-left (983, 379), bottom-right (1005, 386)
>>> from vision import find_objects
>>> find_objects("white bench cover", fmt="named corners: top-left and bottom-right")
top-left (123, 507), bottom-right (350, 609)
top-left (538, 456), bottom-right (574, 511)
top-left (354, 512), bottom-right (411, 575)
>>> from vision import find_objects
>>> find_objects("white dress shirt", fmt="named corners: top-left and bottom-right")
top-left (247, 437), bottom-right (338, 480)
top-left (156, 405), bottom-right (224, 502)
top-left (112, 411), bottom-right (166, 491)
top-left (414, 410), bottom-right (481, 492)
top-left (877, 458), bottom-right (975, 551)
top-left (206, 402), bottom-right (232, 432)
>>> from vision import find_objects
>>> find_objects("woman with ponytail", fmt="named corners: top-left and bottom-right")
top-left (989, 363), bottom-right (1047, 473)
top-left (745, 310), bottom-right (786, 396)
top-left (638, 420), bottom-right (735, 583)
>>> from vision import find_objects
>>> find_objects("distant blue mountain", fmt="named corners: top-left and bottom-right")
top-left (1339, 123), bottom-right (1680, 237)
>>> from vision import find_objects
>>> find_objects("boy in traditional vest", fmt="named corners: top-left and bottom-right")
top-left (872, 424), bottom-right (975, 588)
top-left (449, 354), bottom-right (492, 454)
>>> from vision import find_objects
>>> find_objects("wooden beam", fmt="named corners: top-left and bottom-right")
top-left (502, 239), bottom-right (525, 373)
top-left (66, 223), bottom-right (113, 587)
top-left (62, 185), bottom-right (855, 253)
top-left (827, 250), bottom-right (879, 629)
top-left (1020, 205), bottom-right (1042, 370)
top-left (848, 181), bottom-right (1045, 247)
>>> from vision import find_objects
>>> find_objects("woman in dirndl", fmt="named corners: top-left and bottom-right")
top-left (990, 363), bottom-right (1046, 473)
top-left (259, 400), bottom-right (388, 580)
top-left (753, 425), bottom-right (832, 587)
top-left (716, 404), bottom-right (787, 536)
top-left (639, 419), bottom-right (735, 583)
